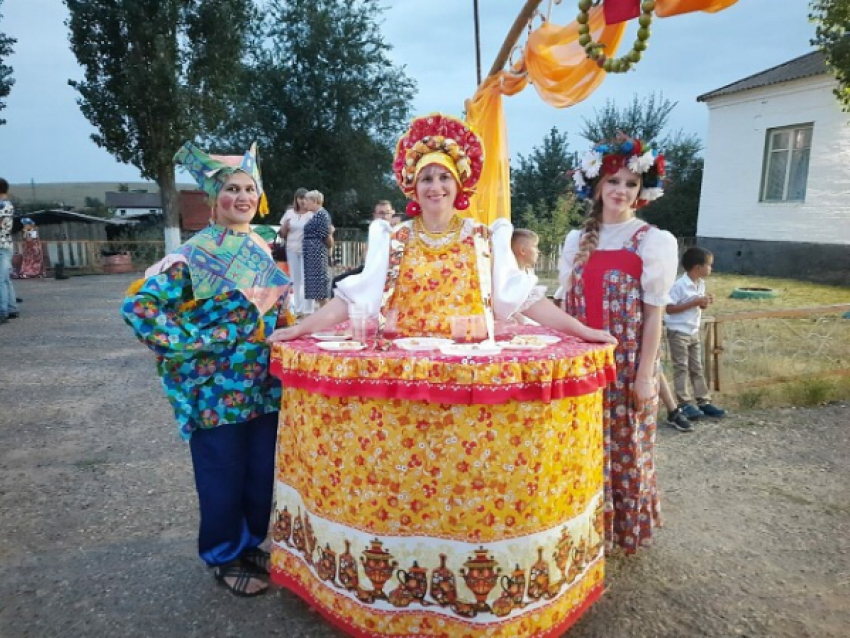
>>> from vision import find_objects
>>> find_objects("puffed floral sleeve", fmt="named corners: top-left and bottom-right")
top-left (638, 227), bottom-right (679, 307)
top-left (122, 262), bottom-right (259, 361)
top-left (490, 218), bottom-right (546, 319)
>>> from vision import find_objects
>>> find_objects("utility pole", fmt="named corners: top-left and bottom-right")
top-left (473, 0), bottom-right (482, 85)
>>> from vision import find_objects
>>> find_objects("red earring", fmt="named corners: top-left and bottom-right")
top-left (454, 193), bottom-right (470, 211)
top-left (405, 201), bottom-right (422, 217)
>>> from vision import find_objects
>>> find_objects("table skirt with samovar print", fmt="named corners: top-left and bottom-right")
top-left (271, 386), bottom-right (607, 635)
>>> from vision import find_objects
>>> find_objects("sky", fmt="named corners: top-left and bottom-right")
top-left (0, 0), bottom-right (815, 185)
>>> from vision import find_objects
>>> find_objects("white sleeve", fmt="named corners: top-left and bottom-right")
top-left (557, 230), bottom-right (582, 295)
top-left (666, 276), bottom-right (688, 305)
top-left (490, 218), bottom-right (542, 319)
top-left (639, 228), bottom-right (679, 307)
top-left (334, 219), bottom-right (392, 312)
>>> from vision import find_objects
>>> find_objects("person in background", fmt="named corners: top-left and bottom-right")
top-left (330, 200), bottom-right (394, 293)
top-left (301, 190), bottom-right (333, 310)
top-left (510, 228), bottom-right (540, 273)
top-left (559, 134), bottom-right (678, 553)
top-left (664, 246), bottom-right (725, 421)
top-left (0, 178), bottom-right (20, 324)
top-left (122, 142), bottom-right (291, 598)
top-left (16, 217), bottom-right (47, 279)
top-left (279, 188), bottom-right (313, 316)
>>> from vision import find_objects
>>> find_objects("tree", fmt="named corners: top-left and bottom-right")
top-left (810, 0), bottom-right (850, 111)
top-left (0, 0), bottom-right (16, 125)
top-left (579, 93), bottom-right (704, 237)
top-left (65, 0), bottom-right (254, 251)
top-left (579, 93), bottom-right (676, 145)
top-left (517, 192), bottom-right (584, 258)
top-left (511, 127), bottom-right (574, 222)
top-left (211, 0), bottom-right (416, 227)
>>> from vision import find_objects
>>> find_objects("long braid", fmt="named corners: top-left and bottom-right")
top-left (574, 199), bottom-right (603, 267)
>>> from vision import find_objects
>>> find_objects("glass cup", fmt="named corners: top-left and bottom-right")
top-left (494, 318), bottom-right (518, 341)
top-left (468, 315), bottom-right (487, 343)
top-left (450, 316), bottom-right (470, 343)
top-left (383, 309), bottom-right (400, 340)
top-left (349, 304), bottom-right (379, 345)
top-left (450, 315), bottom-right (487, 343)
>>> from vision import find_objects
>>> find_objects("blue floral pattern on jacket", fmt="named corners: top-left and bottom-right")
top-left (122, 262), bottom-right (282, 440)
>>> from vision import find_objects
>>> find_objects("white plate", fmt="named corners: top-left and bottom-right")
top-left (508, 335), bottom-right (561, 347)
top-left (312, 332), bottom-right (351, 341)
top-left (316, 341), bottom-right (366, 352)
top-left (394, 337), bottom-right (454, 351)
top-left (439, 343), bottom-right (503, 357)
top-left (497, 341), bottom-right (548, 351)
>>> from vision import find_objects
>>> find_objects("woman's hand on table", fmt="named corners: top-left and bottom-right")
top-left (268, 325), bottom-right (305, 342)
top-left (577, 326), bottom-right (618, 345)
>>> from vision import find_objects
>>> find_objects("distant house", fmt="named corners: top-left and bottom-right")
top-left (696, 50), bottom-right (850, 284)
top-left (180, 190), bottom-right (212, 232)
top-left (105, 191), bottom-right (163, 218)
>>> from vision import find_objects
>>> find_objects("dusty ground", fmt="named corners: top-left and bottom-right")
top-left (0, 274), bottom-right (847, 638)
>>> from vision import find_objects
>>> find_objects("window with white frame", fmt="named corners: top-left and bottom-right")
top-left (760, 124), bottom-right (812, 202)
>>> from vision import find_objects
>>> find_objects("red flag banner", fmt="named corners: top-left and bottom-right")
top-left (604, 0), bottom-right (641, 24)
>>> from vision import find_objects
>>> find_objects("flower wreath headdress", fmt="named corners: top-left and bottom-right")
top-left (572, 133), bottom-right (666, 208)
top-left (392, 113), bottom-right (485, 216)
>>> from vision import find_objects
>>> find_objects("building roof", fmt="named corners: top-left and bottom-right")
top-left (105, 191), bottom-right (163, 209)
top-left (697, 50), bottom-right (830, 102)
top-left (13, 209), bottom-right (133, 230)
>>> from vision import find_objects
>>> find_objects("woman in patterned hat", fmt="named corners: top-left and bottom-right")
top-left (559, 135), bottom-right (678, 553)
top-left (122, 142), bottom-right (292, 597)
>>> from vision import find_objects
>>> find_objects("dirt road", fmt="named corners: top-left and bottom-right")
top-left (0, 275), bottom-right (847, 638)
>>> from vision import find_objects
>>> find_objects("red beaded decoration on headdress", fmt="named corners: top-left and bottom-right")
top-left (393, 114), bottom-right (484, 216)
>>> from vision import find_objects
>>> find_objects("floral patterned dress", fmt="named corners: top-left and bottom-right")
top-left (566, 224), bottom-right (661, 552)
top-left (269, 216), bottom-right (614, 637)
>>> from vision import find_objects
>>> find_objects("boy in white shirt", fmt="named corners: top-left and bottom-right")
top-left (665, 247), bottom-right (725, 421)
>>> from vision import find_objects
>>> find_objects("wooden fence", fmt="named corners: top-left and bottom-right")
top-left (702, 304), bottom-right (850, 393)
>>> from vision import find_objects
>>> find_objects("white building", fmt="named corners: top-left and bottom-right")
top-left (696, 50), bottom-right (850, 284)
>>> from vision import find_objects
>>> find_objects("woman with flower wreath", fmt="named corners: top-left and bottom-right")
top-left (122, 142), bottom-right (292, 598)
top-left (268, 114), bottom-right (617, 636)
top-left (559, 135), bottom-right (678, 553)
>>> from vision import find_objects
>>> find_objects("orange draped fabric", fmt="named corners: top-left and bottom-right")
top-left (465, 0), bottom-right (739, 225)
top-left (655, 0), bottom-right (739, 18)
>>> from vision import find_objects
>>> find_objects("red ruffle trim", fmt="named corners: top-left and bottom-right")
top-left (271, 565), bottom-right (604, 638)
top-left (271, 360), bottom-right (615, 405)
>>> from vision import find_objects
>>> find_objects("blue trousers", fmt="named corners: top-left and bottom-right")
top-left (189, 411), bottom-right (278, 567)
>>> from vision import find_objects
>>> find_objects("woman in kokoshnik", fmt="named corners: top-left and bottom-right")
top-left (122, 142), bottom-right (292, 597)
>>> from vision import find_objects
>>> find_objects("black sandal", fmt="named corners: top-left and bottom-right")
top-left (241, 547), bottom-right (271, 575)
top-left (213, 560), bottom-right (269, 597)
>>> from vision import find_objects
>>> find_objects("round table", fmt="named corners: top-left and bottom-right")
top-left (270, 329), bottom-right (615, 638)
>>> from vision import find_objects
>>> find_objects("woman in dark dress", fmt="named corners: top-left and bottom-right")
top-left (302, 190), bottom-right (333, 308)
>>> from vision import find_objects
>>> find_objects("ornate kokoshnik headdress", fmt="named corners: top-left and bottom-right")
top-left (392, 113), bottom-right (485, 216)
top-left (572, 133), bottom-right (666, 208)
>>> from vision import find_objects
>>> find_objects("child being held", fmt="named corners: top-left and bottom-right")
top-left (664, 247), bottom-right (725, 423)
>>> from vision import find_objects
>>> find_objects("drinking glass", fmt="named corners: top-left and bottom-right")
top-left (450, 316), bottom-right (469, 343)
top-left (349, 304), bottom-right (379, 345)
top-left (468, 315), bottom-right (487, 343)
top-left (383, 309), bottom-right (400, 340)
